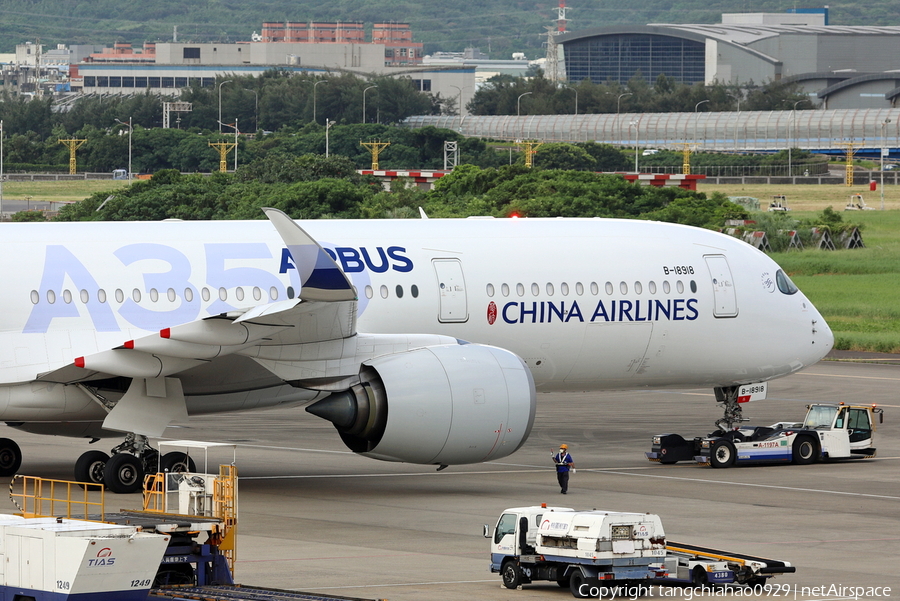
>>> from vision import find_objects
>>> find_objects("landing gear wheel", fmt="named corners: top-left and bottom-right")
top-left (160, 452), bottom-right (196, 474)
top-left (692, 565), bottom-right (709, 587)
top-left (501, 560), bottom-right (521, 589)
top-left (569, 570), bottom-right (588, 598)
top-left (74, 451), bottom-right (109, 486)
top-left (103, 454), bottom-right (144, 494)
top-left (792, 437), bottom-right (816, 465)
top-left (709, 439), bottom-right (736, 468)
top-left (0, 438), bottom-right (22, 476)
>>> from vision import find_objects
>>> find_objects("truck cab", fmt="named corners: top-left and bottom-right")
top-left (489, 506), bottom-right (573, 570)
top-left (803, 403), bottom-right (881, 458)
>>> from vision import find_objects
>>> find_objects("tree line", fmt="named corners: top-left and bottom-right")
top-left (53, 159), bottom-right (747, 228)
top-left (468, 73), bottom-right (812, 116)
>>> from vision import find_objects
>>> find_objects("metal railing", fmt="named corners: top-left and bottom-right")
top-left (9, 475), bottom-right (105, 520)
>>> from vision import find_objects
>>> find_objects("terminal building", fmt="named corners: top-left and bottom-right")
top-left (559, 9), bottom-right (900, 110)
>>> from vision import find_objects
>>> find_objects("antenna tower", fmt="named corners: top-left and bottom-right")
top-left (544, 0), bottom-right (569, 82)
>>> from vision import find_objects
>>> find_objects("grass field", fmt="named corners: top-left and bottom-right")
top-left (5, 179), bottom-right (899, 353)
top-left (3, 180), bottom-right (128, 204)
top-left (697, 182), bottom-right (900, 212)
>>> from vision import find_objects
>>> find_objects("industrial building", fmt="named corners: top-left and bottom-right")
top-left (559, 10), bottom-right (900, 110)
top-left (66, 22), bottom-right (473, 115)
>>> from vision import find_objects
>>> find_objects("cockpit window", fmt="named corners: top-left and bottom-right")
top-left (775, 270), bottom-right (799, 295)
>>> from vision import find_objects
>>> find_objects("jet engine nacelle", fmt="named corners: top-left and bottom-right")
top-left (305, 344), bottom-right (536, 465)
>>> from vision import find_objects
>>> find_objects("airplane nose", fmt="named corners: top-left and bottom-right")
top-left (808, 301), bottom-right (834, 363)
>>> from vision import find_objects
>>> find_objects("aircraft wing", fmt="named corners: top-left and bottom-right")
top-left (36, 209), bottom-right (358, 436)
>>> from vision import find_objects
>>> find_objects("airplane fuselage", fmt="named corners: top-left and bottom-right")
top-left (0, 217), bottom-right (832, 423)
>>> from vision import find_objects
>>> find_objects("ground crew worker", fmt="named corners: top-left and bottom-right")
top-left (552, 444), bottom-right (574, 494)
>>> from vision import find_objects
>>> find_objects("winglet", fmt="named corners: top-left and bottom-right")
top-left (263, 208), bottom-right (356, 302)
top-left (419, 206), bottom-right (429, 219)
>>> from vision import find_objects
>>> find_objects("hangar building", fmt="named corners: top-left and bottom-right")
top-left (559, 11), bottom-right (900, 109)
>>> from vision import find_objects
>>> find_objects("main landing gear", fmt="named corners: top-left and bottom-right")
top-left (0, 438), bottom-right (22, 477)
top-left (75, 434), bottom-right (196, 494)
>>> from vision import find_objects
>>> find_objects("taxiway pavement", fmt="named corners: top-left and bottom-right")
top-left (2, 357), bottom-right (897, 600)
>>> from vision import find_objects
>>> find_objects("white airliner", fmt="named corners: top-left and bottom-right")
top-left (0, 210), bottom-right (832, 492)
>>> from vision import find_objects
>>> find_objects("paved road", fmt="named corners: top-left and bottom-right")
top-left (2, 358), bottom-right (897, 600)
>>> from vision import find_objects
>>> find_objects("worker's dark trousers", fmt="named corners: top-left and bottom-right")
top-left (557, 471), bottom-right (569, 493)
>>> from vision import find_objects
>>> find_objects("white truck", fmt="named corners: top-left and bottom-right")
top-left (486, 505), bottom-right (667, 597)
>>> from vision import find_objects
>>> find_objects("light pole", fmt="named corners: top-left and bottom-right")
top-left (562, 84), bottom-right (578, 115)
top-left (517, 91), bottom-right (532, 116)
top-left (694, 99), bottom-right (709, 146)
top-left (217, 79), bottom-right (232, 133)
top-left (449, 85), bottom-right (463, 125)
top-left (246, 89), bottom-right (258, 133)
top-left (727, 93), bottom-right (741, 153)
top-left (313, 80), bottom-right (326, 124)
top-left (114, 117), bottom-right (133, 183)
top-left (882, 118), bottom-right (892, 210)
top-left (615, 93), bottom-right (633, 145)
top-left (0, 120), bottom-right (4, 218)
top-left (362, 85), bottom-right (377, 123)
top-left (630, 119), bottom-right (639, 172)
top-left (326, 119), bottom-right (336, 157)
top-left (788, 99), bottom-right (805, 177)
